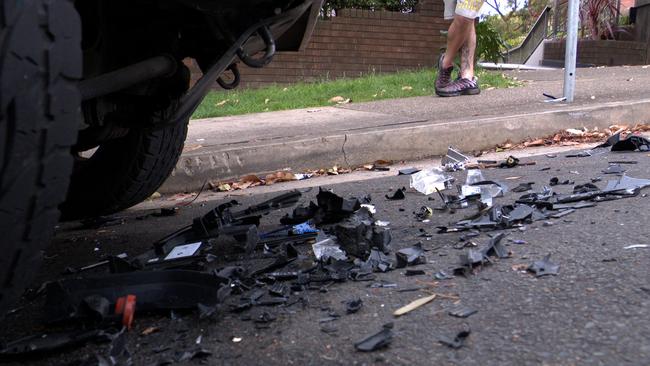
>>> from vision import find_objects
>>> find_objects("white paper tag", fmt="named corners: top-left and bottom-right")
top-left (164, 242), bottom-right (202, 260)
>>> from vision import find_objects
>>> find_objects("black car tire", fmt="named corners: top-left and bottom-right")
top-left (60, 121), bottom-right (188, 220)
top-left (0, 0), bottom-right (81, 314)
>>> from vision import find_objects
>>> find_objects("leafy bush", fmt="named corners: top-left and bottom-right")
top-left (475, 21), bottom-right (507, 63)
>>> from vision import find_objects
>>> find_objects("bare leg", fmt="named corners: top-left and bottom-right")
top-left (459, 24), bottom-right (476, 79)
top-left (442, 15), bottom-right (474, 69)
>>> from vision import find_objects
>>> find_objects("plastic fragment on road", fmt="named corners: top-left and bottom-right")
top-left (528, 254), bottom-right (560, 277)
top-left (398, 167), bottom-right (420, 175)
top-left (312, 238), bottom-right (347, 261)
top-left (604, 175), bottom-right (650, 192)
top-left (438, 329), bottom-right (471, 349)
top-left (512, 182), bottom-right (535, 192)
top-left (164, 242), bottom-right (202, 260)
top-left (393, 294), bottom-right (437, 316)
top-left (354, 323), bottom-right (394, 352)
top-left (334, 208), bottom-right (392, 258)
top-left (345, 298), bottom-right (363, 314)
top-left (624, 244), bottom-right (649, 249)
top-left (448, 306), bottom-right (477, 318)
top-left (385, 187), bottom-right (406, 200)
top-left (0, 329), bottom-right (114, 358)
top-left (434, 270), bottom-right (454, 280)
top-left (602, 164), bottom-right (626, 175)
top-left (410, 168), bottom-right (453, 195)
top-left (395, 243), bottom-right (427, 268)
top-left (404, 269), bottom-right (426, 276)
top-left (481, 233), bottom-right (510, 259)
top-left (363, 249), bottom-right (394, 273)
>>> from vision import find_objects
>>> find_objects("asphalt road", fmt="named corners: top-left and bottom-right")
top-left (2, 147), bottom-right (650, 366)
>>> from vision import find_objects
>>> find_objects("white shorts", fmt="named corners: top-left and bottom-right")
top-left (443, 0), bottom-right (484, 20)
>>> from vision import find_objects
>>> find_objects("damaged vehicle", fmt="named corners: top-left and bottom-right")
top-left (0, 0), bottom-right (322, 313)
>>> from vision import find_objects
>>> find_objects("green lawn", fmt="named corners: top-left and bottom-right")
top-left (192, 68), bottom-right (519, 119)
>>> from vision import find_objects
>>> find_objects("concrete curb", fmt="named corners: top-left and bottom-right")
top-left (160, 98), bottom-right (650, 193)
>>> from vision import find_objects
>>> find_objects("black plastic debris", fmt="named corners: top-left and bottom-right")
top-left (0, 329), bottom-right (113, 359)
top-left (512, 182), bottom-right (535, 193)
top-left (354, 323), bottom-right (394, 352)
top-left (334, 208), bottom-right (391, 258)
top-left (45, 270), bottom-right (223, 322)
top-left (405, 269), bottom-right (426, 276)
top-left (395, 243), bottom-right (426, 268)
top-left (438, 329), bottom-right (471, 349)
top-left (197, 303), bottom-right (220, 320)
top-left (448, 306), bottom-right (477, 318)
top-left (385, 188), bottom-right (406, 200)
top-left (606, 175), bottom-right (650, 191)
top-left (345, 298), bottom-right (363, 314)
top-left (550, 177), bottom-right (573, 186)
top-left (457, 249), bottom-right (487, 272)
top-left (398, 168), bottom-right (420, 175)
top-left (528, 254), bottom-right (560, 277)
top-left (573, 183), bottom-right (600, 194)
top-left (549, 209), bottom-right (575, 219)
top-left (368, 281), bottom-right (397, 288)
top-left (362, 249), bottom-right (394, 273)
top-left (565, 151), bottom-right (592, 158)
top-left (482, 233), bottom-right (509, 259)
top-left (602, 164), bottom-right (626, 175)
top-left (108, 329), bottom-right (132, 366)
top-left (175, 348), bottom-right (212, 362)
top-left (610, 134), bottom-right (650, 152)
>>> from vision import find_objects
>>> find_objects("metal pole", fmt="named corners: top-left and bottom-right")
top-left (563, 0), bottom-right (580, 102)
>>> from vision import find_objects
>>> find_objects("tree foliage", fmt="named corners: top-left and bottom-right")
top-left (322, 0), bottom-right (419, 15)
top-left (481, 0), bottom-right (551, 48)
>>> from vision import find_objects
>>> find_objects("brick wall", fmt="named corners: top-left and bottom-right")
top-left (543, 40), bottom-right (648, 66)
top-left (190, 0), bottom-right (448, 89)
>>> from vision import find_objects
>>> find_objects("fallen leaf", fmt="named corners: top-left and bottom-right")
top-left (215, 100), bottom-right (228, 107)
top-left (141, 327), bottom-right (159, 336)
top-left (265, 171), bottom-right (297, 185)
top-left (264, 98), bottom-right (270, 104)
top-left (329, 96), bottom-right (345, 103)
top-left (524, 139), bottom-right (545, 147)
top-left (511, 264), bottom-right (528, 271)
top-left (401, 86), bottom-right (413, 91)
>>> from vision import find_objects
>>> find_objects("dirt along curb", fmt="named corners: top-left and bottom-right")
top-left (159, 98), bottom-right (650, 194)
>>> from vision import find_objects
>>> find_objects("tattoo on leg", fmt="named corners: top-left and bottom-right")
top-left (461, 44), bottom-right (470, 77)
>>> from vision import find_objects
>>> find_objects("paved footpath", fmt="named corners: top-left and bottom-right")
top-left (163, 66), bottom-right (650, 193)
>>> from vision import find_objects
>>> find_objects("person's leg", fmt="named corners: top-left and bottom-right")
top-left (459, 23), bottom-right (476, 80)
top-left (442, 15), bottom-right (475, 70)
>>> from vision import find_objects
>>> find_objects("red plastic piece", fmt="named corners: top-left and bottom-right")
top-left (114, 294), bottom-right (137, 330)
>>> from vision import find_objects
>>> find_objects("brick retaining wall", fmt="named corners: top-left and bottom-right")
top-left (190, 0), bottom-right (448, 89)
top-left (543, 39), bottom-right (648, 66)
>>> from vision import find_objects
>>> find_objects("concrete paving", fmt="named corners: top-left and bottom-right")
top-left (163, 66), bottom-right (650, 193)
top-left (4, 145), bottom-right (650, 366)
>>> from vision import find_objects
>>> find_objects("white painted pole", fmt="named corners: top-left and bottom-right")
top-left (563, 0), bottom-right (580, 102)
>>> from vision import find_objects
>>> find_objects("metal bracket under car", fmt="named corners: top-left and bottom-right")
top-left (168, 1), bottom-right (314, 126)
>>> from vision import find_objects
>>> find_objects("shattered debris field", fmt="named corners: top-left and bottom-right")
top-left (2, 147), bottom-right (650, 365)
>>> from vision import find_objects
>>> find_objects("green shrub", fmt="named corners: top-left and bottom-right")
top-left (475, 21), bottom-right (507, 63)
